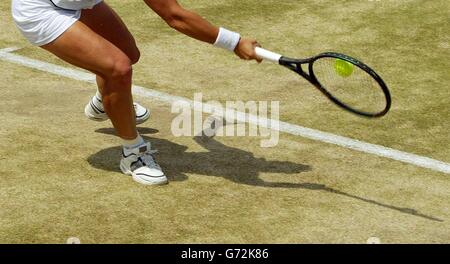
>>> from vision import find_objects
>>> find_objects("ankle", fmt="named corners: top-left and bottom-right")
top-left (92, 90), bottom-right (104, 110)
top-left (95, 90), bottom-right (102, 101)
top-left (122, 134), bottom-right (144, 150)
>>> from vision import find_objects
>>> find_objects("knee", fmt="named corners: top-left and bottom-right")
top-left (109, 57), bottom-right (133, 80)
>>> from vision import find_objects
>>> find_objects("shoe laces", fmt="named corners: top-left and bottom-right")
top-left (136, 149), bottom-right (161, 170)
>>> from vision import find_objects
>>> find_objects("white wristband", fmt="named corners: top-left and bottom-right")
top-left (214, 27), bottom-right (241, 52)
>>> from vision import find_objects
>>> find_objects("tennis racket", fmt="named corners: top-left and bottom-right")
top-left (255, 47), bottom-right (391, 118)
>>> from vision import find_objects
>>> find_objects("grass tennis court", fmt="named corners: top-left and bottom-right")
top-left (0, 0), bottom-right (449, 243)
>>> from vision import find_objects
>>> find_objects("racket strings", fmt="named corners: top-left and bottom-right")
top-left (312, 58), bottom-right (386, 114)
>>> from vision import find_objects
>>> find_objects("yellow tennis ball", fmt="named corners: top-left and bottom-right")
top-left (335, 59), bottom-right (354, 77)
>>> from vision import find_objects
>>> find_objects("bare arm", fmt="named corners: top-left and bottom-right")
top-left (143, 0), bottom-right (261, 61)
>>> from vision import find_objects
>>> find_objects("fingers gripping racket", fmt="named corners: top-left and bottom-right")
top-left (255, 47), bottom-right (391, 118)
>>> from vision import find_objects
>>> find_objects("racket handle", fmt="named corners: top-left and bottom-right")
top-left (255, 47), bottom-right (282, 63)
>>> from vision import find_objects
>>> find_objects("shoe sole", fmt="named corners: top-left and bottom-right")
top-left (85, 103), bottom-right (108, 122)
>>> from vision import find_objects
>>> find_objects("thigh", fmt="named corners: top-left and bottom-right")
top-left (80, 2), bottom-right (140, 63)
top-left (41, 20), bottom-right (129, 77)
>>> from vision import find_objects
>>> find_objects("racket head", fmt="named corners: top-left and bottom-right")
top-left (281, 53), bottom-right (391, 118)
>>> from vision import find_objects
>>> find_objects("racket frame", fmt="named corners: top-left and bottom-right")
top-left (255, 48), bottom-right (391, 118)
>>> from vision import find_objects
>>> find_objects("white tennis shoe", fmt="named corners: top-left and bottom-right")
top-left (84, 95), bottom-right (150, 124)
top-left (120, 142), bottom-right (168, 185)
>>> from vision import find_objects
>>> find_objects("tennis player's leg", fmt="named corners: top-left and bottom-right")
top-left (80, 1), bottom-right (140, 65)
top-left (41, 21), bottom-right (167, 185)
top-left (42, 22), bottom-right (137, 139)
top-left (80, 2), bottom-right (149, 124)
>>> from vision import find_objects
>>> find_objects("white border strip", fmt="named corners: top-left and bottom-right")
top-left (1, 47), bottom-right (449, 174)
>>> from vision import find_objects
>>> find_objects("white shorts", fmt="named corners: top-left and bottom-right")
top-left (11, 0), bottom-right (103, 46)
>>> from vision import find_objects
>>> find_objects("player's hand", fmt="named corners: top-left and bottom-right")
top-left (234, 38), bottom-right (262, 63)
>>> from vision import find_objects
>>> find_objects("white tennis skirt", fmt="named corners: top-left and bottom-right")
top-left (11, 0), bottom-right (102, 46)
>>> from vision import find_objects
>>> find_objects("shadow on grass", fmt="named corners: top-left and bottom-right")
top-left (88, 127), bottom-right (443, 222)
top-left (95, 127), bottom-right (159, 136)
top-left (87, 133), bottom-right (312, 184)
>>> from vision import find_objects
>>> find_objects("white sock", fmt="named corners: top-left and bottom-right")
top-left (95, 90), bottom-right (102, 101)
top-left (122, 134), bottom-right (145, 150)
top-left (92, 90), bottom-right (104, 111)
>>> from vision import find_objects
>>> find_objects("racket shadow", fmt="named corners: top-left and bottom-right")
top-left (88, 127), bottom-right (442, 223)
top-left (193, 135), bottom-right (442, 222)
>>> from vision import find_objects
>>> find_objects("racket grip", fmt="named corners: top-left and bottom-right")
top-left (255, 47), bottom-right (282, 63)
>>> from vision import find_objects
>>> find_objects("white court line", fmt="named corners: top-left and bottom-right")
top-left (1, 47), bottom-right (449, 174)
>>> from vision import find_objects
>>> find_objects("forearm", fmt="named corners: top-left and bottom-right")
top-left (143, 0), bottom-right (219, 44)
top-left (166, 9), bottom-right (219, 44)
top-left (143, 0), bottom-right (260, 61)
